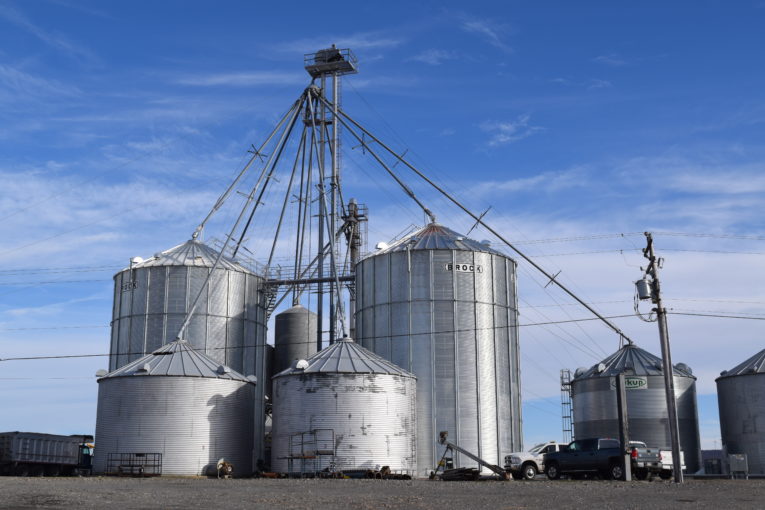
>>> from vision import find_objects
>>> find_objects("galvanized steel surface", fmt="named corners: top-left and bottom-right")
top-left (374, 224), bottom-right (504, 255)
top-left (93, 376), bottom-right (255, 477)
top-left (716, 350), bottom-right (765, 474)
top-left (571, 346), bottom-right (701, 473)
top-left (102, 339), bottom-right (252, 381)
top-left (274, 337), bottom-right (415, 377)
top-left (355, 223), bottom-right (522, 476)
top-left (718, 349), bottom-right (765, 378)
top-left (274, 305), bottom-right (318, 375)
top-left (271, 372), bottom-right (417, 474)
top-left (109, 240), bottom-right (268, 380)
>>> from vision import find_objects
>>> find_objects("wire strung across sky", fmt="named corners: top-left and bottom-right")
top-left (1, 310), bottom-right (761, 363)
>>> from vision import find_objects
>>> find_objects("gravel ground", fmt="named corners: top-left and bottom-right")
top-left (0, 477), bottom-right (763, 509)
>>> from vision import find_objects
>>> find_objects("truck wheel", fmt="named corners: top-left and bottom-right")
top-left (634, 468), bottom-right (648, 480)
top-left (546, 462), bottom-right (561, 480)
top-left (522, 463), bottom-right (538, 481)
top-left (609, 462), bottom-right (624, 481)
top-left (659, 470), bottom-right (672, 480)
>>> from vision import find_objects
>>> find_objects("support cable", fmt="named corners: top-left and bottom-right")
top-left (190, 101), bottom-right (299, 240)
top-left (266, 127), bottom-right (307, 270)
top-left (232, 93), bottom-right (306, 257)
top-left (328, 101), bottom-right (633, 345)
top-left (325, 102), bottom-right (435, 223)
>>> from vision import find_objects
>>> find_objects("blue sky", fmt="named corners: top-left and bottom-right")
top-left (1, 0), bottom-right (764, 453)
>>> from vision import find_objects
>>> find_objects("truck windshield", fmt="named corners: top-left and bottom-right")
top-left (528, 443), bottom-right (547, 454)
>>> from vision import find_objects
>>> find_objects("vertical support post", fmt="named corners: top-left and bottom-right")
top-left (616, 373), bottom-right (632, 481)
top-left (329, 71), bottom-right (339, 344)
top-left (316, 78), bottom-right (326, 352)
top-left (643, 232), bottom-right (684, 483)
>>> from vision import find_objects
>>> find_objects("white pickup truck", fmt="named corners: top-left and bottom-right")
top-left (657, 448), bottom-right (686, 479)
top-left (504, 441), bottom-right (562, 480)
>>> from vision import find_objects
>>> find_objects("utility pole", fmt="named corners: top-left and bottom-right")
top-left (616, 373), bottom-right (632, 481)
top-left (637, 232), bottom-right (683, 483)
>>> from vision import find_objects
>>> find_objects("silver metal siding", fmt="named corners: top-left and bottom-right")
top-left (93, 376), bottom-right (255, 477)
top-left (572, 374), bottom-right (701, 473)
top-left (717, 374), bottom-right (765, 474)
top-left (109, 265), bottom-right (267, 377)
top-left (274, 306), bottom-right (318, 374)
top-left (271, 372), bottom-right (416, 474)
top-left (356, 247), bottom-right (521, 476)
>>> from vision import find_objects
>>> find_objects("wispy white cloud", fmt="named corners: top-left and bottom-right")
top-left (593, 53), bottom-right (626, 66)
top-left (0, 4), bottom-right (98, 63)
top-left (461, 18), bottom-right (513, 53)
top-left (407, 49), bottom-right (457, 66)
top-left (175, 71), bottom-right (305, 87)
top-left (273, 31), bottom-right (404, 54)
top-left (0, 64), bottom-right (81, 99)
top-left (470, 166), bottom-right (589, 196)
top-left (587, 78), bottom-right (612, 89)
top-left (480, 115), bottom-right (544, 146)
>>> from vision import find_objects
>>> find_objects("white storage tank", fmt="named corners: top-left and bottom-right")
top-left (571, 344), bottom-right (702, 473)
top-left (93, 340), bottom-right (256, 477)
top-left (716, 349), bottom-right (765, 474)
top-left (355, 223), bottom-right (521, 476)
top-left (271, 338), bottom-right (417, 475)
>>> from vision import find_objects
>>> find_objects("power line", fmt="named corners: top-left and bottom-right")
top-left (0, 325), bottom-right (108, 332)
top-left (0, 279), bottom-right (110, 286)
top-left (3, 310), bottom-right (741, 363)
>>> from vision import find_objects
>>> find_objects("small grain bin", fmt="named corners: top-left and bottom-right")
top-left (716, 348), bottom-right (765, 474)
top-left (93, 339), bottom-right (256, 477)
top-left (274, 305), bottom-right (318, 374)
top-left (571, 343), bottom-right (702, 473)
top-left (271, 338), bottom-right (416, 475)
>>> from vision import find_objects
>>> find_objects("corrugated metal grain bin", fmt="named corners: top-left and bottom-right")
top-left (271, 338), bottom-right (417, 475)
top-left (93, 340), bottom-right (256, 477)
top-left (109, 239), bottom-right (268, 377)
top-left (274, 305), bottom-right (317, 374)
top-left (355, 223), bottom-right (521, 476)
top-left (717, 349), bottom-right (765, 474)
top-left (571, 344), bottom-right (701, 473)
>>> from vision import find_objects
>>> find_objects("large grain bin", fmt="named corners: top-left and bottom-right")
top-left (93, 340), bottom-right (256, 477)
top-left (716, 348), bottom-right (765, 474)
top-left (355, 223), bottom-right (521, 476)
top-left (271, 338), bottom-right (417, 475)
top-left (571, 344), bottom-right (701, 473)
top-left (109, 239), bottom-right (267, 377)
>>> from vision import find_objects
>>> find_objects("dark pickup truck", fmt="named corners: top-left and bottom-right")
top-left (544, 438), bottom-right (627, 480)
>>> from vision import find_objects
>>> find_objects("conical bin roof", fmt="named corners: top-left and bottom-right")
top-left (98, 339), bottom-right (252, 382)
top-left (273, 338), bottom-right (415, 378)
top-left (125, 239), bottom-right (249, 273)
top-left (572, 343), bottom-right (694, 380)
top-left (372, 223), bottom-right (505, 256)
top-left (717, 348), bottom-right (765, 380)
